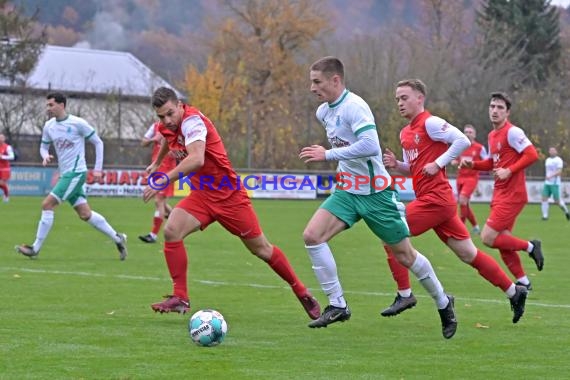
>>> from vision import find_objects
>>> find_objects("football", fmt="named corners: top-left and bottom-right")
top-left (189, 309), bottom-right (228, 347)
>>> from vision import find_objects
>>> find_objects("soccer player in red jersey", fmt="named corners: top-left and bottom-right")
top-left (139, 122), bottom-right (176, 243)
top-left (381, 80), bottom-right (528, 323)
top-left (142, 87), bottom-right (320, 319)
top-left (460, 92), bottom-right (543, 291)
top-left (0, 133), bottom-right (15, 202)
top-left (452, 124), bottom-right (488, 234)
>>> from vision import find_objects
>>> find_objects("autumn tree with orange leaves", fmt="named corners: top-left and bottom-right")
top-left (184, 0), bottom-right (330, 169)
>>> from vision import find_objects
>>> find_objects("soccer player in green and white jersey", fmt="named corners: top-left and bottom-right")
top-left (16, 92), bottom-right (128, 260)
top-left (541, 146), bottom-right (569, 221)
top-left (299, 56), bottom-right (457, 339)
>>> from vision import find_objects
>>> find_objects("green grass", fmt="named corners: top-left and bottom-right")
top-left (1, 197), bottom-right (569, 379)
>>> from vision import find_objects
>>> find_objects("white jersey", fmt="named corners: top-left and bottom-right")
top-left (316, 90), bottom-right (389, 195)
top-left (545, 156), bottom-right (563, 185)
top-left (41, 115), bottom-right (97, 174)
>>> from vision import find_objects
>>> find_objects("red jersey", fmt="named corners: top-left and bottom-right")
top-left (158, 104), bottom-right (240, 201)
top-left (400, 111), bottom-right (455, 205)
top-left (0, 143), bottom-right (14, 171)
top-left (144, 122), bottom-right (176, 170)
top-left (457, 141), bottom-right (487, 179)
top-left (488, 121), bottom-right (533, 203)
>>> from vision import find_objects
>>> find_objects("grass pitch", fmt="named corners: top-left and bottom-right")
top-left (1, 197), bottom-right (569, 379)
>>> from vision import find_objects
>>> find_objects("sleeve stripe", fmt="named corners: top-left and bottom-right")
top-left (41, 140), bottom-right (51, 144)
top-left (355, 124), bottom-right (376, 136)
top-left (85, 130), bottom-right (95, 139)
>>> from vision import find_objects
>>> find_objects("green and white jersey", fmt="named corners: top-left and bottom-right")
top-left (317, 89), bottom-right (389, 195)
top-left (41, 115), bottom-right (97, 174)
top-left (545, 156), bottom-right (563, 185)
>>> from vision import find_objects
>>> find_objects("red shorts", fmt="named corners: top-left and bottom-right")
top-left (456, 177), bottom-right (478, 198)
top-left (486, 201), bottom-right (526, 232)
top-left (0, 169), bottom-right (10, 181)
top-left (407, 198), bottom-right (470, 242)
top-left (175, 190), bottom-right (262, 239)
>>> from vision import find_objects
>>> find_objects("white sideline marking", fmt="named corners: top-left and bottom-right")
top-left (4, 266), bottom-right (570, 309)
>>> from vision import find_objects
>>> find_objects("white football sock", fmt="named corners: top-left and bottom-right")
top-left (33, 210), bottom-right (54, 252)
top-left (306, 242), bottom-right (346, 308)
top-left (541, 201), bottom-right (549, 218)
top-left (87, 211), bottom-right (120, 242)
top-left (409, 251), bottom-right (448, 309)
top-left (559, 200), bottom-right (569, 214)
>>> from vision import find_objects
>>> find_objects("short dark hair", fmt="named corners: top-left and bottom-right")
top-left (310, 56), bottom-right (344, 81)
top-left (396, 79), bottom-right (427, 96)
top-left (46, 92), bottom-right (67, 107)
top-left (152, 87), bottom-right (178, 108)
top-left (490, 91), bottom-right (512, 110)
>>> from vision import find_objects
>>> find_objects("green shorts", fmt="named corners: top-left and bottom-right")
top-left (542, 184), bottom-right (560, 200)
top-left (51, 171), bottom-right (87, 205)
top-left (320, 188), bottom-right (410, 245)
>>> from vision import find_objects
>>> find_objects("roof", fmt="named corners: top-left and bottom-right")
top-left (1, 45), bottom-right (182, 98)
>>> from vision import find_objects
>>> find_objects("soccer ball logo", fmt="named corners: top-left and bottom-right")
top-left (189, 309), bottom-right (228, 347)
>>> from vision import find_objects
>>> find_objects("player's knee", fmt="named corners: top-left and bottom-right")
top-left (303, 228), bottom-right (322, 245)
top-left (480, 233), bottom-right (494, 247)
top-left (163, 224), bottom-right (180, 241)
top-left (41, 199), bottom-right (56, 210)
top-left (78, 211), bottom-right (91, 221)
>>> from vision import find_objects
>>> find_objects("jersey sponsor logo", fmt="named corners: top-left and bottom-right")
top-left (54, 138), bottom-right (75, 151)
top-left (329, 136), bottom-right (350, 148)
top-left (171, 150), bottom-right (187, 161)
top-left (403, 148), bottom-right (419, 163)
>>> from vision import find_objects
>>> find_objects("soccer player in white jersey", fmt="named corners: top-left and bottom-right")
top-left (16, 92), bottom-right (128, 260)
top-left (541, 146), bottom-right (569, 220)
top-left (299, 56), bottom-right (457, 339)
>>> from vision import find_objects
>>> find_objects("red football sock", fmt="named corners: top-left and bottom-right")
top-left (466, 206), bottom-right (478, 227)
top-left (151, 217), bottom-right (163, 235)
top-left (164, 241), bottom-right (188, 300)
top-left (499, 249), bottom-right (526, 279)
top-left (384, 245), bottom-right (410, 290)
top-left (268, 245), bottom-right (306, 296)
top-left (492, 233), bottom-right (528, 251)
top-left (0, 183), bottom-right (8, 196)
top-left (459, 204), bottom-right (468, 223)
top-left (470, 250), bottom-right (512, 292)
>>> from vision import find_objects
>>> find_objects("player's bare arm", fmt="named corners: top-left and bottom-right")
top-left (143, 140), bottom-right (205, 203)
top-left (168, 140), bottom-right (206, 180)
top-left (383, 148), bottom-right (411, 176)
top-left (147, 139), bottom-right (170, 172)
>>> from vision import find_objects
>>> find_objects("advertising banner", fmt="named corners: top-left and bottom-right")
top-left (8, 166), bottom-right (569, 204)
top-left (10, 167), bottom-right (57, 196)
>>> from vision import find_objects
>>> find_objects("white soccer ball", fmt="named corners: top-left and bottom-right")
top-left (188, 309), bottom-right (228, 347)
